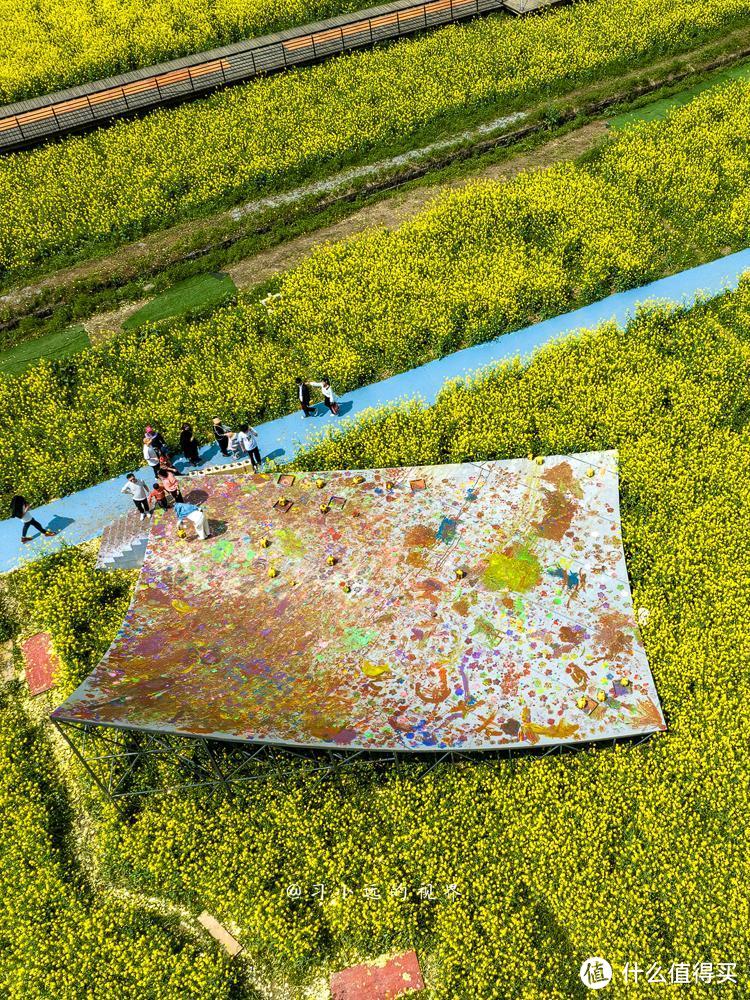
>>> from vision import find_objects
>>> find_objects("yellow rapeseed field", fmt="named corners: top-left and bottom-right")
top-left (1, 81), bottom-right (750, 507)
top-left (0, 0), bottom-right (364, 103)
top-left (0, 691), bottom-right (239, 999)
top-left (1, 0), bottom-right (750, 275)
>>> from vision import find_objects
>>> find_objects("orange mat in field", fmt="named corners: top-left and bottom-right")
top-left (23, 632), bottom-right (58, 696)
top-left (330, 951), bottom-right (424, 999)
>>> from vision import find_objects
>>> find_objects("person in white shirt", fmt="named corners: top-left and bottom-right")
top-left (10, 495), bottom-right (57, 544)
top-left (142, 438), bottom-right (160, 479)
top-left (121, 473), bottom-right (152, 520)
top-left (310, 377), bottom-right (339, 415)
top-left (234, 424), bottom-right (262, 471)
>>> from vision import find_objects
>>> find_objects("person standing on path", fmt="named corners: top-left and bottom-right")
top-left (212, 418), bottom-right (231, 457)
top-left (235, 424), bottom-right (262, 471)
top-left (179, 423), bottom-right (201, 465)
top-left (174, 501), bottom-right (211, 540)
top-left (310, 377), bottom-right (340, 415)
top-left (145, 425), bottom-right (169, 458)
top-left (143, 437), bottom-right (160, 479)
top-left (295, 377), bottom-right (315, 417)
top-left (10, 496), bottom-right (57, 544)
top-left (121, 474), bottom-right (151, 520)
top-left (158, 468), bottom-right (184, 504)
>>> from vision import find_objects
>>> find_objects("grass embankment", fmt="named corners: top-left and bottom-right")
top-left (0, 324), bottom-right (89, 376)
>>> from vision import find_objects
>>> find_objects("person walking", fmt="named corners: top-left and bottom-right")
top-left (179, 423), bottom-right (200, 465)
top-left (148, 480), bottom-right (169, 511)
top-left (158, 468), bottom-right (184, 504)
top-left (212, 418), bottom-right (231, 457)
top-left (310, 377), bottom-right (340, 415)
top-left (10, 495), bottom-right (57, 544)
top-left (295, 377), bottom-right (315, 417)
top-left (174, 501), bottom-right (211, 540)
top-left (235, 424), bottom-right (262, 471)
top-left (121, 474), bottom-right (151, 520)
top-left (143, 437), bottom-right (160, 479)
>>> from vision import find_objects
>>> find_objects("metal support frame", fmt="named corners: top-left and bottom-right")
top-left (52, 717), bottom-right (657, 805)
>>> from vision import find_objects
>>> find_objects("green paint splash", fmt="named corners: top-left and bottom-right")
top-left (273, 528), bottom-right (305, 557)
top-left (483, 544), bottom-right (541, 593)
top-left (210, 539), bottom-right (235, 562)
top-left (343, 627), bottom-right (378, 650)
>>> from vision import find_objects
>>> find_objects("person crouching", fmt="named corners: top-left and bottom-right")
top-left (174, 501), bottom-right (211, 540)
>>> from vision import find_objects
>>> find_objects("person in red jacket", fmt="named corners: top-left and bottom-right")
top-left (148, 480), bottom-right (169, 511)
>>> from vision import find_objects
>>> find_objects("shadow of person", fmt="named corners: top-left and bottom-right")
top-left (184, 489), bottom-right (209, 504)
top-left (46, 515), bottom-right (74, 534)
top-left (337, 400), bottom-right (354, 416)
top-left (209, 520), bottom-right (228, 536)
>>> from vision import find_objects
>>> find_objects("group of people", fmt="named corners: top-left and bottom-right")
top-left (10, 376), bottom-right (342, 544)
top-left (296, 377), bottom-right (339, 418)
top-left (131, 425), bottom-right (187, 517)
top-left (211, 419), bottom-right (262, 469)
top-left (121, 472), bottom-right (210, 539)
top-left (123, 417), bottom-right (263, 539)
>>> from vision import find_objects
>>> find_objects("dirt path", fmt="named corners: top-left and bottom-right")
top-left (228, 122), bottom-right (607, 288)
top-left (70, 121), bottom-right (607, 340)
top-left (83, 298), bottom-right (149, 343)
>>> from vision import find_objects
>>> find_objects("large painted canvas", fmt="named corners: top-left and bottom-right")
top-left (52, 452), bottom-right (666, 752)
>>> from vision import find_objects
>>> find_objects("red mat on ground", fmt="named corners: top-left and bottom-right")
top-left (330, 951), bottom-right (424, 999)
top-left (23, 632), bottom-right (58, 696)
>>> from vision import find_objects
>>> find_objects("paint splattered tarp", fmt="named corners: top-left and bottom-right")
top-left (52, 452), bottom-right (666, 751)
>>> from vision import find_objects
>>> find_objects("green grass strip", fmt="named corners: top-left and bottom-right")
top-left (608, 57), bottom-right (750, 129)
top-left (0, 324), bottom-right (89, 377)
top-left (122, 272), bottom-right (237, 332)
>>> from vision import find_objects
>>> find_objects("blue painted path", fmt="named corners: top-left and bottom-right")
top-left (2, 248), bottom-right (749, 574)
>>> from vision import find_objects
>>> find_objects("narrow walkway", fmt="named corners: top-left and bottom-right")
top-left (230, 112), bottom-right (527, 221)
top-left (1, 247), bottom-right (748, 574)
